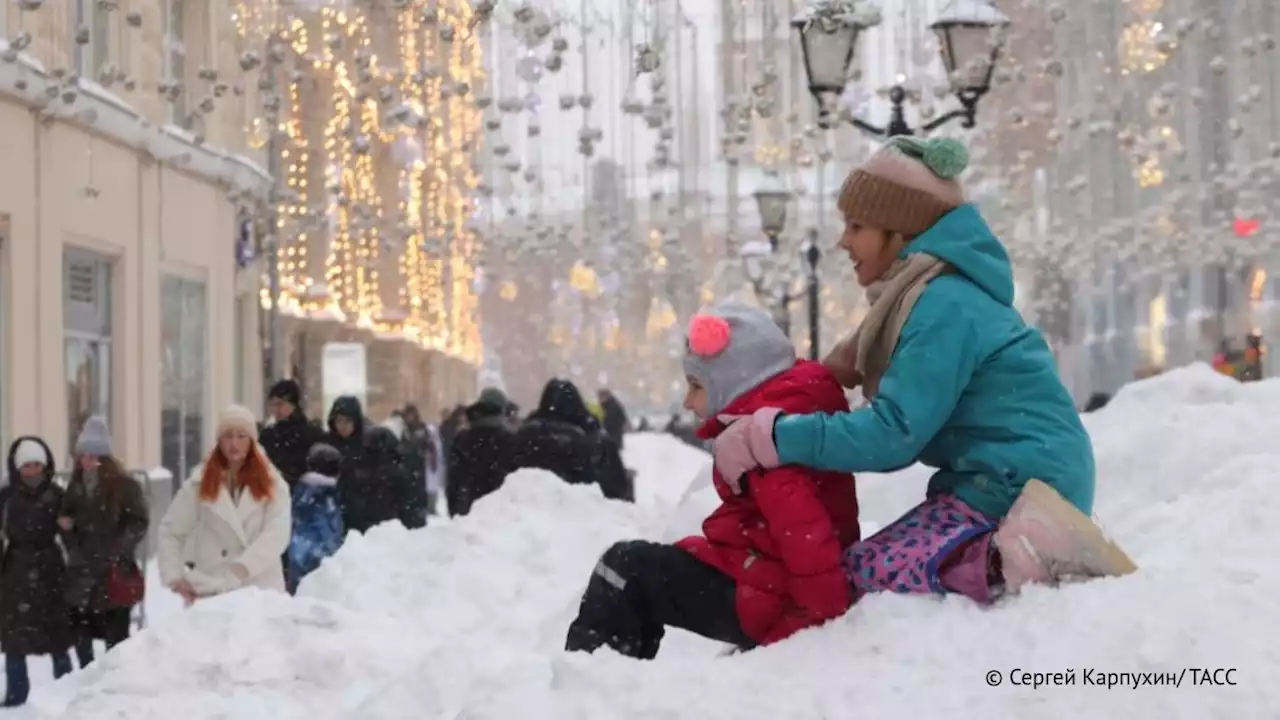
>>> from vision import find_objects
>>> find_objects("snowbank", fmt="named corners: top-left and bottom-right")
top-left (25, 366), bottom-right (1280, 717)
top-left (622, 431), bottom-right (711, 508)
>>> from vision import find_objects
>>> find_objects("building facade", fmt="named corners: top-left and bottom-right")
top-left (0, 0), bottom-right (270, 476)
top-left (1023, 0), bottom-right (1280, 398)
top-left (234, 0), bottom-right (483, 424)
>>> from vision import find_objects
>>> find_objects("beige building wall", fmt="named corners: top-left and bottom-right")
top-left (0, 1), bottom-right (269, 469)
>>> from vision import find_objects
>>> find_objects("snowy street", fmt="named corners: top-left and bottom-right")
top-left (13, 365), bottom-right (1279, 718)
top-left (2, 0), bottom-right (1280, 716)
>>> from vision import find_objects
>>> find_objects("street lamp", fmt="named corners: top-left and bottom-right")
top-left (753, 171), bottom-right (792, 249)
top-left (793, 0), bottom-right (1011, 137)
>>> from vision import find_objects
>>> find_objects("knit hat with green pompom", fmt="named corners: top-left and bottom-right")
top-left (836, 135), bottom-right (969, 237)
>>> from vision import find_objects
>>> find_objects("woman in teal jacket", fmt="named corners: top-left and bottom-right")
top-left (713, 136), bottom-right (1135, 603)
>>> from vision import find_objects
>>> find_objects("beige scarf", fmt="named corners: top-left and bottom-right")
top-left (824, 252), bottom-right (950, 400)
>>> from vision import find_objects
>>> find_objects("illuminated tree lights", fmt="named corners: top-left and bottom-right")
top-left (245, 1), bottom-right (485, 365)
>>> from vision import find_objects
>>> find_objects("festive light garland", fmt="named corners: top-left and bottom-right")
top-left (398, 8), bottom-right (428, 343)
top-left (241, 2), bottom-right (483, 364)
top-left (422, 13), bottom-right (449, 349)
top-left (446, 1), bottom-right (484, 360)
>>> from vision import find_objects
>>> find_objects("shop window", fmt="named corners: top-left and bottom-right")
top-left (0, 216), bottom-right (7, 460)
top-left (161, 276), bottom-right (206, 481)
top-left (64, 250), bottom-right (113, 457)
top-left (0, 275), bottom-right (4, 460)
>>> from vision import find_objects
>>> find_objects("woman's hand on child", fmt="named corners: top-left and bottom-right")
top-left (56, 516), bottom-right (74, 531)
top-left (713, 407), bottom-right (783, 489)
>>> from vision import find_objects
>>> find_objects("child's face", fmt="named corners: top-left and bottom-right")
top-left (683, 376), bottom-right (708, 420)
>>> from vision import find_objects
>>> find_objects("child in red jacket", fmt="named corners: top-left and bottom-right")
top-left (565, 304), bottom-right (860, 659)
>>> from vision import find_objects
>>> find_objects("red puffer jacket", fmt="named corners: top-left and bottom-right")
top-left (677, 360), bottom-right (861, 645)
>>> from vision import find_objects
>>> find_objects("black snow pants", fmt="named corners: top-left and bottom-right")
top-left (565, 540), bottom-right (756, 660)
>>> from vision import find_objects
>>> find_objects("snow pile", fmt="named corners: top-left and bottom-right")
top-left (26, 367), bottom-right (1280, 717)
top-left (297, 470), bottom-right (653, 652)
top-left (622, 431), bottom-right (711, 507)
top-left (23, 470), bottom-right (654, 719)
top-left (33, 591), bottom-right (414, 720)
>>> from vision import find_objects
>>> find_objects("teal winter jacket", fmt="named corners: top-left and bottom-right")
top-left (773, 204), bottom-right (1095, 519)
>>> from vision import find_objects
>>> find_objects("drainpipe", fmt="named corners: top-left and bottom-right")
top-left (265, 128), bottom-right (282, 390)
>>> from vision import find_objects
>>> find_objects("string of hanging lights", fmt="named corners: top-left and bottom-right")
top-left (233, 0), bottom-right (488, 365)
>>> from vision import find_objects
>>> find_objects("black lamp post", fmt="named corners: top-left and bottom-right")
top-left (792, 0), bottom-right (1011, 138)
top-left (804, 233), bottom-right (822, 361)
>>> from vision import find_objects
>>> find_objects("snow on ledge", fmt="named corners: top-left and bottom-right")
top-left (0, 46), bottom-right (272, 198)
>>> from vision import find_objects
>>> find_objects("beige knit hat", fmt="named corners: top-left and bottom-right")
top-left (216, 404), bottom-right (259, 441)
top-left (837, 136), bottom-right (970, 237)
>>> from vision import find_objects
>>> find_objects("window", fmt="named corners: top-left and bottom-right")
top-left (0, 217), bottom-right (6, 458)
top-left (163, 0), bottom-right (187, 124)
top-left (161, 276), bottom-right (206, 481)
top-left (64, 250), bottom-right (113, 457)
top-left (71, 0), bottom-right (109, 78)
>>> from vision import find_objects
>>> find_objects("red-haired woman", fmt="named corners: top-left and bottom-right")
top-left (157, 406), bottom-right (292, 604)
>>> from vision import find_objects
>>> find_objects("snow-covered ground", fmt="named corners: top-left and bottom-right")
top-left (621, 431), bottom-right (711, 508)
top-left (18, 365), bottom-right (1280, 718)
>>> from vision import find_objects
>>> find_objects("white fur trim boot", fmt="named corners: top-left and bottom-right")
top-left (993, 479), bottom-right (1138, 595)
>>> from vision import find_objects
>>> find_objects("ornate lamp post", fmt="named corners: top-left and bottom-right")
top-left (792, 0), bottom-right (1011, 137)
top-left (753, 171), bottom-right (792, 250)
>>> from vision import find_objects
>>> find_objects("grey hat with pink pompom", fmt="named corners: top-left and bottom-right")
top-left (682, 303), bottom-right (796, 418)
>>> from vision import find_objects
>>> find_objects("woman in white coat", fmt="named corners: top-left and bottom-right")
top-left (157, 405), bottom-right (292, 604)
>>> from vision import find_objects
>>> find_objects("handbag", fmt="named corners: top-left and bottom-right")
top-left (105, 557), bottom-right (145, 608)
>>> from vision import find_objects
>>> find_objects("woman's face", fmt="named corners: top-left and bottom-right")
top-left (333, 416), bottom-right (356, 438)
top-left (18, 462), bottom-right (45, 479)
top-left (839, 218), bottom-right (896, 287)
top-left (683, 376), bottom-right (709, 420)
top-left (219, 428), bottom-right (253, 464)
top-left (77, 454), bottom-right (101, 471)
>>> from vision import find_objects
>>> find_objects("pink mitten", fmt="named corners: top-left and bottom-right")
top-left (713, 407), bottom-right (782, 493)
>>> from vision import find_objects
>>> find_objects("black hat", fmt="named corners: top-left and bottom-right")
top-left (306, 443), bottom-right (343, 477)
top-left (269, 378), bottom-right (302, 406)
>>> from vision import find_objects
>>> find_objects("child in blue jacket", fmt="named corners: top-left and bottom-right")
top-left (287, 443), bottom-right (345, 594)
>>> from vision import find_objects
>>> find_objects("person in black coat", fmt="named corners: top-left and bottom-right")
top-left (596, 389), bottom-right (630, 449)
top-left (447, 388), bottom-right (518, 517)
top-left (1, 437), bottom-right (73, 707)
top-left (261, 379), bottom-right (327, 492)
top-left (326, 395), bottom-right (370, 465)
top-left (327, 396), bottom-right (374, 532)
top-left (371, 426), bottom-right (430, 530)
top-left (330, 396), bottom-right (426, 534)
top-left (439, 405), bottom-right (467, 457)
top-left (511, 379), bottom-right (632, 502)
top-left (400, 405), bottom-right (439, 480)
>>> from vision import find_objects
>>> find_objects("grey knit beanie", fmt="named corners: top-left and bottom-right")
top-left (682, 303), bottom-right (796, 418)
top-left (74, 415), bottom-right (114, 457)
